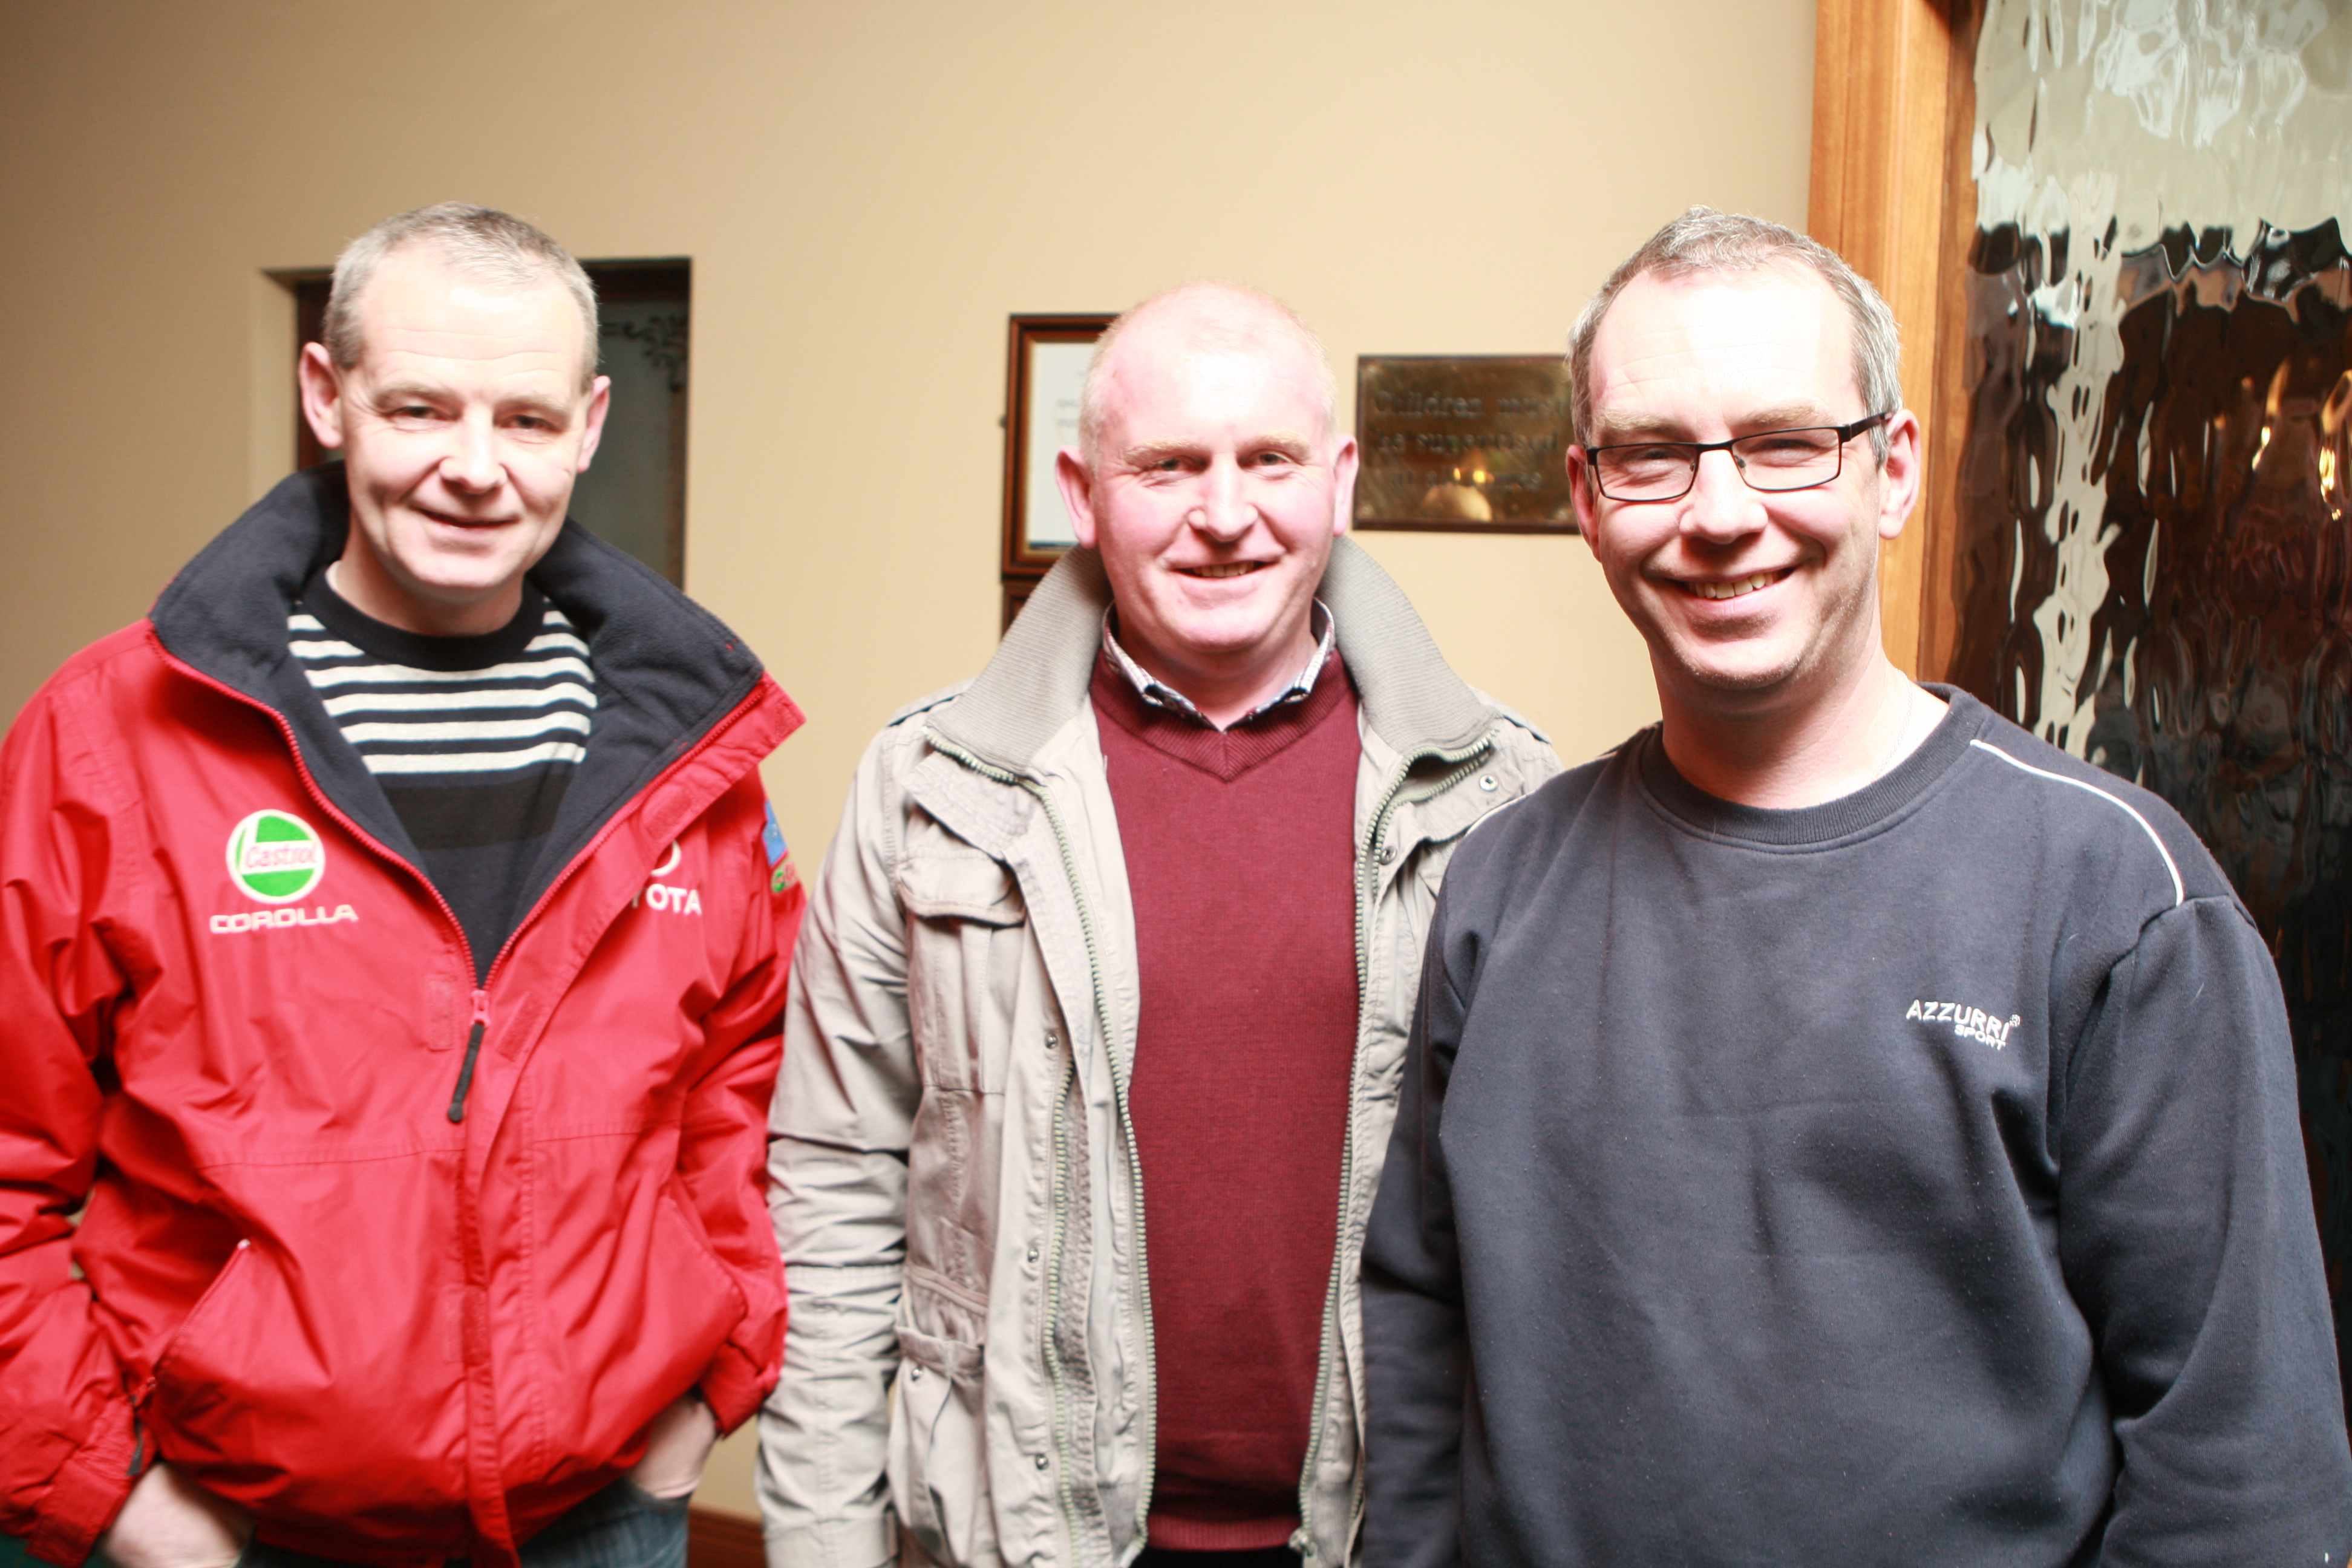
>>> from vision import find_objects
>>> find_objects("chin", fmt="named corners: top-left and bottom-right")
top-left (408, 567), bottom-right (508, 596)
top-left (1171, 618), bottom-right (1279, 657)
top-left (1664, 644), bottom-right (1803, 697)
top-left (401, 566), bottom-right (524, 607)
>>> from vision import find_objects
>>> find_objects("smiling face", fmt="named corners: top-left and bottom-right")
top-left (299, 244), bottom-right (609, 636)
top-left (1568, 264), bottom-right (1919, 724)
top-left (1055, 291), bottom-right (1356, 724)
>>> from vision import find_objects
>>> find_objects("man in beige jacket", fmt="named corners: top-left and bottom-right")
top-left (759, 284), bottom-right (1557, 1568)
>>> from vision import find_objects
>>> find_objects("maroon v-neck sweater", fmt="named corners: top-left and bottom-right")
top-left (1090, 646), bottom-right (1363, 1550)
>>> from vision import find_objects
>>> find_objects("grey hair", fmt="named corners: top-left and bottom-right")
top-left (322, 203), bottom-right (599, 390)
top-left (1566, 206), bottom-right (1900, 461)
top-left (1077, 283), bottom-right (1338, 468)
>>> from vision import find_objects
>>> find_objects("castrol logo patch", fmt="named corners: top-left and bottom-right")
top-left (224, 809), bottom-right (327, 904)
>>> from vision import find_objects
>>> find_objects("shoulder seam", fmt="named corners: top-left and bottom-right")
top-left (886, 684), bottom-right (968, 728)
top-left (1966, 737), bottom-right (2184, 907)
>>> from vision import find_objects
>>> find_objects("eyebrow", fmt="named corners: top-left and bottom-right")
top-left (371, 380), bottom-right (455, 407)
top-left (1589, 402), bottom-right (1837, 443)
top-left (1735, 402), bottom-right (1836, 431)
top-left (1120, 441), bottom-right (1198, 466)
top-left (371, 382), bottom-right (571, 421)
top-left (502, 393), bottom-right (573, 422)
top-left (1120, 434), bottom-right (1314, 465)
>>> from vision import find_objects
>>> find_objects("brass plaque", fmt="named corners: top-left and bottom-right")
top-left (1353, 355), bottom-right (1576, 532)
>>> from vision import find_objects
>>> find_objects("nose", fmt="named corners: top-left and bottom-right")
top-left (439, 415), bottom-right (503, 494)
top-left (1678, 445), bottom-right (1764, 544)
top-left (1188, 458), bottom-right (1256, 543)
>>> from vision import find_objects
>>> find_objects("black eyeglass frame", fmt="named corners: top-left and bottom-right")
top-left (1583, 410), bottom-right (1895, 502)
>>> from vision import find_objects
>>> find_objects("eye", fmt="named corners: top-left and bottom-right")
top-left (1611, 445), bottom-right (1688, 474)
top-left (1250, 449), bottom-right (1298, 468)
top-left (1739, 430), bottom-right (1838, 467)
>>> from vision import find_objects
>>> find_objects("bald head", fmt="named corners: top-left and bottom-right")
top-left (1078, 283), bottom-right (1338, 469)
top-left (1051, 278), bottom-right (1356, 727)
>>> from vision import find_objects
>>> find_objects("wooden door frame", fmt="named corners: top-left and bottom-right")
top-left (1808, 0), bottom-right (1979, 681)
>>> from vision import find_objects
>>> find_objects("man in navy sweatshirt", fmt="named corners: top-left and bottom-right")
top-left (1362, 207), bottom-right (2352, 1567)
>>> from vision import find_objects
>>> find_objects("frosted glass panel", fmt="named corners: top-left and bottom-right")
top-left (1949, 0), bottom-right (2352, 1411)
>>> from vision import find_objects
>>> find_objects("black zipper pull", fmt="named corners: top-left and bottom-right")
top-left (448, 990), bottom-right (491, 1123)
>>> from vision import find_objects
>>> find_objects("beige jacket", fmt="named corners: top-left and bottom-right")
top-left (759, 543), bottom-right (1558, 1568)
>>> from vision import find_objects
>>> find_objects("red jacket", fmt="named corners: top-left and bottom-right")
top-left (0, 470), bottom-right (805, 1565)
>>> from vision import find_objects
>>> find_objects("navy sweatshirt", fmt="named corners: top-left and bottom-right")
top-left (1362, 688), bottom-right (2351, 1567)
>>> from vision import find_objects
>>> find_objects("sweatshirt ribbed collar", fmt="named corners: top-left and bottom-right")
top-left (1635, 685), bottom-right (1990, 848)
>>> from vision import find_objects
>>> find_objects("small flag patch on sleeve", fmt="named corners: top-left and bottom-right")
top-left (762, 802), bottom-right (788, 866)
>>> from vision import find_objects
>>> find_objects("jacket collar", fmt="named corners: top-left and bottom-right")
top-left (929, 537), bottom-right (1494, 776)
top-left (148, 465), bottom-right (794, 931)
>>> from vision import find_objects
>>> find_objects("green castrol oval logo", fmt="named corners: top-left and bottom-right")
top-left (225, 809), bottom-right (327, 904)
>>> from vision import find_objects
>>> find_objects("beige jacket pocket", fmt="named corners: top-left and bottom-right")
top-left (899, 851), bottom-right (1025, 1095)
top-left (888, 1322), bottom-right (997, 1567)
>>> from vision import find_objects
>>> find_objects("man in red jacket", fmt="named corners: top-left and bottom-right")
top-left (0, 204), bottom-right (804, 1567)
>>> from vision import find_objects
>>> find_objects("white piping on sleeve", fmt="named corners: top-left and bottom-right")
top-left (1967, 738), bottom-right (2185, 907)
top-left (1461, 787), bottom-right (1534, 845)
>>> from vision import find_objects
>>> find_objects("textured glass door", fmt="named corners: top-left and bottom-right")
top-left (1944, 0), bottom-right (2352, 1414)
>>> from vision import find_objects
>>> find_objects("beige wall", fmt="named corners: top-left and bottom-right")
top-left (0, 0), bottom-right (1812, 1521)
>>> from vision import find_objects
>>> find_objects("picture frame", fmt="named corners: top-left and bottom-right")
top-left (1001, 577), bottom-right (1036, 636)
top-left (1001, 313), bottom-right (1114, 578)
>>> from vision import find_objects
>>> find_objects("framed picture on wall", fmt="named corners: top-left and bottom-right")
top-left (1001, 313), bottom-right (1113, 578)
top-left (1001, 577), bottom-right (1036, 636)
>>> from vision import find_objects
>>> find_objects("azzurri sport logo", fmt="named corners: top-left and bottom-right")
top-left (1906, 998), bottom-right (2022, 1051)
top-left (212, 809), bottom-right (357, 935)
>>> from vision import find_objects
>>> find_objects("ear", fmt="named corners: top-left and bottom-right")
top-left (298, 342), bottom-right (348, 452)
top-left (1054, 448), bottom-right (1100, 549)
top-left (1328, 436), bottom-right (1359, 538)
top-left (1874, 409), bottom-right (1923, 541)
top-left (1566, 444), bottom-right (1603, 561)
top-left (572, 376), bottom-right (613, 474)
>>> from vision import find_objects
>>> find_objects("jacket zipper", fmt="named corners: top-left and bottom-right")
top-left (929, 736), bottom-right (1149, 1561)
top-left (1291, 739), bottom-right (1493, 1560)
top-left (448, 989), bottom-right (494, 1123)
top-left (1043, 1050), bottom-right (1082, 1557)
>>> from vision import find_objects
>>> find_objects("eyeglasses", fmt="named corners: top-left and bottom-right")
top-left (1584, 411), bottom-right (1893, 502)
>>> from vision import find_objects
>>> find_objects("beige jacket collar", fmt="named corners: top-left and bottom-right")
top-left (930, 538), bottom-right (1498, 774)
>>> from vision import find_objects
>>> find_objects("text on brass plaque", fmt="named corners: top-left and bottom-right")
top-left (1353, 355), bottom-right (1576, 532)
